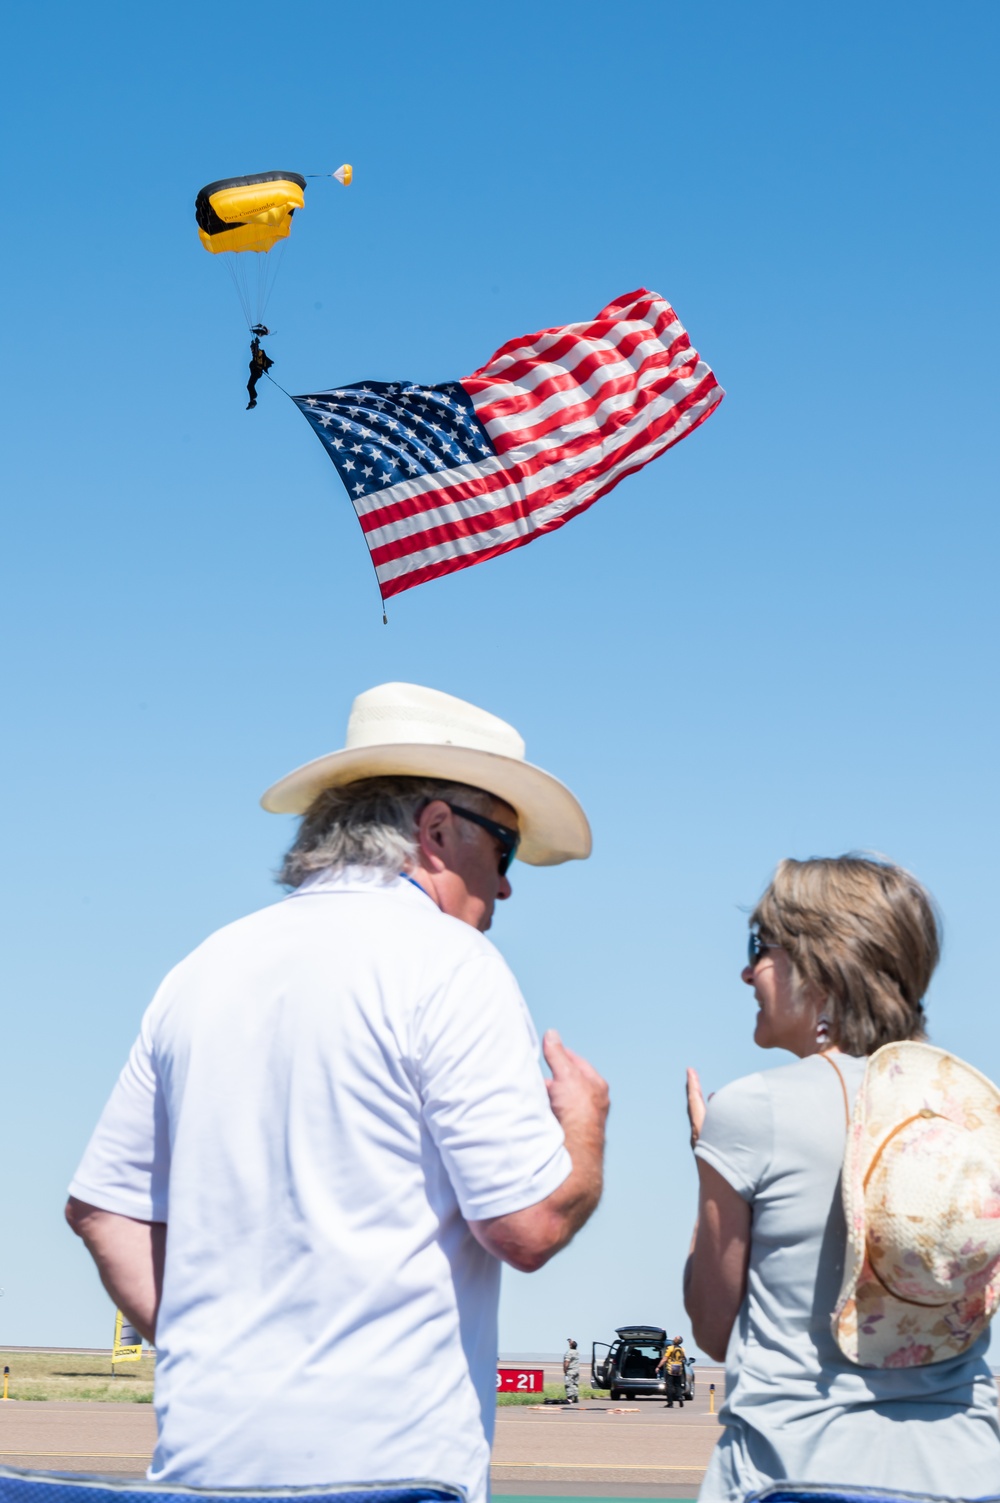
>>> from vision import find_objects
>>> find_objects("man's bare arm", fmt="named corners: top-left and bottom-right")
top-left (65, 1198), bottom-right (166, 1344)
top-left (470, 1030), bottom-right (608, 1273)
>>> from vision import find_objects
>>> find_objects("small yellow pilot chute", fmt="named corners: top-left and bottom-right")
top-left (332, 164), bottom-right (352, 185)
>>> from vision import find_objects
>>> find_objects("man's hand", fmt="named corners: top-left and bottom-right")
top-left (544, 1030), bottom-right (609, 1144)
top-left (469, 1031), bottom-right (608, 1273)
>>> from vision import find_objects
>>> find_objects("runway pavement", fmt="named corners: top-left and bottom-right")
top-left (0, 1372), bottom-right (726, 1499)
top-left (492, 1382), bottom-right (722, 1499)
top-left (0, 1400), bottom-right (157, 1475)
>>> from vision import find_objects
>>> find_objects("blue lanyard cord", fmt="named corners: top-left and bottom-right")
top-left (399, 872), bottom-right (436, 904)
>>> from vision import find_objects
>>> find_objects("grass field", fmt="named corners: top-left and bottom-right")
top-left (496, 1384), bottom-right (604, 1406)
top-left (0, 1350), bottom-right (155, 1402)
top-left (0, 1354), bottom-right (597, 1407)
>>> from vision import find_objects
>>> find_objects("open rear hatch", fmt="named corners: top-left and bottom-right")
top-left (615, 1325), bottom-right (666, 1343)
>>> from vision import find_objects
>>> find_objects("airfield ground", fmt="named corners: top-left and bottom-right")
top-left (0, 1352), bottom-right (725, 1498)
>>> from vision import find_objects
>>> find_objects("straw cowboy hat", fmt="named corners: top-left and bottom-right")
top-left (260, 682), bottom-right (592, 867)
top-left (833, 1041), bottom-right (1000, 1368)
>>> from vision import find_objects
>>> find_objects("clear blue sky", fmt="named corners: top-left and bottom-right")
top-left (3, 2), bottom-right (998, 1361)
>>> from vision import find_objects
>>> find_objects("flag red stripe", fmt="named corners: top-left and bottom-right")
top-left (378, 385), bottom-right (721, 598)
top-left (357, 365), bottom-right (718, 539)
top-left (467, 344), bottom-right (694, 454)
top-left (473, 288), bottom-right (663, 375)
top-left (370, 373), bottom-right (722, 569)
top-left (468, 348), bottom-right (703, 459)
top-left (465, 307), bottom-right (683, 421)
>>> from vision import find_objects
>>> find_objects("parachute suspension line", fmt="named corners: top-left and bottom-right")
top-left (223, 256), bottom-right (242, 325)
top-left (258, 239), bottom-right (288, 326)
top-left (255, 257), bottom-right (265, 327)
top-left (221, 244), bottom-right (285, 333)
top-left (224, 254), bottom-right (254, 331)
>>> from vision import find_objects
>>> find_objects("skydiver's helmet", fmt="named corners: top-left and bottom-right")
top-left (673, 1337), bottom-right (684, 1345)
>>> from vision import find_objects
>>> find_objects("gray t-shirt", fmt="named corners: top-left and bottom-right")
top-left (695, 1052), bottom-right (1000, 1501)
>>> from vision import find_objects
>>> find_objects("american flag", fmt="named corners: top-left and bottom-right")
top-left (293, 288), bottom-right (723, 603)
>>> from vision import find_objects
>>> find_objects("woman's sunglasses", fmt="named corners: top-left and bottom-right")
top-left (446, 803), bottom-right (520, 876)
top-left (747, 931), bottom-right (781, 968)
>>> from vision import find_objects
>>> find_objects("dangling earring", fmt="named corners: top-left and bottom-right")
top-left (816, 1013), bottom-right (831, 1047)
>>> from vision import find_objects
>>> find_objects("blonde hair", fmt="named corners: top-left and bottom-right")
top-left (750, 854), bottom-right (940, 1056)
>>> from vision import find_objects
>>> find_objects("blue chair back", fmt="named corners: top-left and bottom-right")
top-left (0, 1469), bottom-right (464, 1503)
top-left (748, 1486), bottom-right (1000, 1503)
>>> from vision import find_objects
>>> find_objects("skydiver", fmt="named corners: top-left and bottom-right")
top-left (246, 335), bottom-right (274, 410)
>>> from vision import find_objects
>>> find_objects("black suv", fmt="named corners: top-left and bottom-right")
top-left (591, 1325), bottom-right (696, 1402)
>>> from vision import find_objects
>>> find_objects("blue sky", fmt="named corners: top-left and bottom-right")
top-left (2, 2), bottom-right (998, 1360)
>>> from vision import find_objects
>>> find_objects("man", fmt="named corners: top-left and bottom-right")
top-left (66, 682), bottom-right (608, 1503)
top-left (563, 1338), bottom-right (580, 1404)
top-left (657, 1335), bottom-right (687, 1408)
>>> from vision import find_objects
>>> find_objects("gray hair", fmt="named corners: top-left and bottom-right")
top-left (278, 775), bottom-right (499, 888)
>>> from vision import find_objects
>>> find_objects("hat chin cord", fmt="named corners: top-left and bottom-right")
top-left (862, 1109), bottom-right (940, 1192)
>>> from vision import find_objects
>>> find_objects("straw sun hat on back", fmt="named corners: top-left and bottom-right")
top-left (833, 1042), bottom-right (1000, 1368)
top-left (261, 682), bottom-right (591, 867)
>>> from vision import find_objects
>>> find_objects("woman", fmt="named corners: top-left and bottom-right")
top-left (685, 854), bottom-right (1000, 1501)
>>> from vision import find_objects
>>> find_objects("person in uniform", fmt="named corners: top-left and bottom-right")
top-left (563, 1339), bottom-right (580, 1404)
top-left (246, 333), bottom-right (274, 408)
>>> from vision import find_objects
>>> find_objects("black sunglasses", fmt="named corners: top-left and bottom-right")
top-left (747, 931), bottom-right (781, 968)
top-left (445, 803), bottom-right (520, 876)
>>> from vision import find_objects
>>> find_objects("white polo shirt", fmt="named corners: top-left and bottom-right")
top-left (70, 869), bottom-right (571, 1499)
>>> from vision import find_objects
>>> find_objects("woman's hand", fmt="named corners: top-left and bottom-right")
top-left (686, 1067), bottom-right (707, 1150)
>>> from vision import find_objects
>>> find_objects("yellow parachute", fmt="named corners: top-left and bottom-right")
top-left (195, 166), bottom-right (352, 330)
top-left (196, 171), bottom-right (306, 256)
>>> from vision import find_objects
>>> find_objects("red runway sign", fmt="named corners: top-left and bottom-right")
top-left (496, 1366), bottom-right (545, 1393)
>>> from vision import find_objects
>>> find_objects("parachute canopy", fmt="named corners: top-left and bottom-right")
top-left (195, 164), bottom-right (352, 332)
top-left (195, 170), bottom-right (307, 256)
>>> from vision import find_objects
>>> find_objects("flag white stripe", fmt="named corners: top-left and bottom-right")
top-left (374, 397), bottom-right (713, 587)
top-left (476, 347), bottom-right (709, 448)
top-left (470, 314), bottom-right (685, 411)
top-left (352, 451), bottom-right (509, 520)
top-left (354, 360), bottom-right (717, 532)
top-left (371, 385), bottom-right (720, 582)
top-left (473, 293), bottom-right (675, 382)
